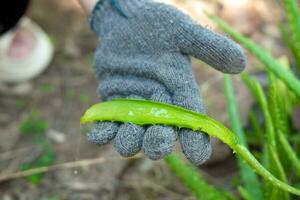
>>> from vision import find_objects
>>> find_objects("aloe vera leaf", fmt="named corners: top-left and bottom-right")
top-left (164, 153), bottom-right (226, 200)
top-left (207, 14), bottom-right (300, 98)
top-left (280, 24), bottom-right (300, 71)
top-left (248, 111), bottom-right (263, 143)
top-left (268, 73), bottom-right (289, 135)
top-left (224, 75), bottom-right (246, 145)
top-left (242, 73), bottom-right (289, 199)
top-left (237, 186), bottom-right (252, 200)
top-left (283, 0), bottom-right (300, 70)
top-left (241, 74), bottom-right (276, 150)
top-left (269, 73), bottom-right (300, 176)
top-left (80, 99), bottom-right (300, 196)
top-left (224, 75), bottom-right (262, 200)
top-left (278, 133), bottom-right (300, 176)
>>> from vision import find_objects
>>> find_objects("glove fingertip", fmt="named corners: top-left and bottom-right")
top-left (143, 125), bottom-right (177, 160)
top-left (179, 130), bottom-right (212, 165)
top-left (87, 122), bottom-right (119, 145)
top-left (114, 123), bottom-right (145, 157)
top-left (141, 90), bottom-right (176, 160)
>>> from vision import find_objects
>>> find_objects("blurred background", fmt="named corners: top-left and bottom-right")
top-left (1, 0), bottom-right (299, 199)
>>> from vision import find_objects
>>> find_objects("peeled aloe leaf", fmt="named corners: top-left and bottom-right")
top-left (80, 99), bottom-right (300, 196)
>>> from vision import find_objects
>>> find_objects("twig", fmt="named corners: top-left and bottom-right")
top-left (0, 155), bottom-right (142, 183)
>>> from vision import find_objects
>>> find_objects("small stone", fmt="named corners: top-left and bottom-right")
top-left (46, 129), bottom-right (66, 143)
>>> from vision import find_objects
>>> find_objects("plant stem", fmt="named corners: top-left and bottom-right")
top-left (234, 144), bottom-right (299, 196)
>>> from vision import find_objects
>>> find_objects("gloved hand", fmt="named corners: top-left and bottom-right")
top-left (87, 0), bottom-right (246, 165)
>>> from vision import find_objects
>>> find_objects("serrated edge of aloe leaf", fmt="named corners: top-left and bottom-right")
top-left (80, 99), bottom-right (300, 196)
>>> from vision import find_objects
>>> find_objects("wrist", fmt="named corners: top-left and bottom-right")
top-left (89, 0), bottom-right (109, 34)
top-left (89, 0), bottom-right (125, 35)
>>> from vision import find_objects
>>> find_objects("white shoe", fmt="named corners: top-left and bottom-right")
top-left (0, 17), bottom-right (54, 83)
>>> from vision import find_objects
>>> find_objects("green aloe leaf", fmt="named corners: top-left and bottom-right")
top-left (224, 75), bottom-right (262, 200)
top-left (269, 73), bottom-right (300, 177)
top-left (242, 73), bottom-right (289, 199)
top-left (80, 99), bottom-right (300, 196)
top-left (283, 0), bottom-right (300, 71)
top-left (207, 14), bottom-right (300, 99)
top-left (164, 153), bottom-right (227, 200)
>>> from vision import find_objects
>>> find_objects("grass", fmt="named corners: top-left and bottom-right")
top-left (20, 111), bottom-right (49, 136)
top-left (19, 142), bottom-right (55, 185)
top-left (19, 111), bottom-right (56, 185)
top-left (40, 82), bottom-right (55, 95)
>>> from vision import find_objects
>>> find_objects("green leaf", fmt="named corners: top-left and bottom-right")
top-left (224, 75), bottom-right (262, 200)
top-left (248, 111), bottom-right (263, 145)
top-left (165, 154), bottom-right (226, 200)
top-left (237, 186), bottom-right (252, 200)
top-left (269, 73), bottom-right (300, 177)
top-left (268, 73), bottom-right (289, 135)
top-left (278, 132), bottom-right (300, 176)
top-left (241, 73), bottom-right (289, 199)
top-left (19, 142), bottom-right (56, 185)
top-left (20, 112), bottom-right (49, 135)
top-left (80, 99), bottom-right (300, 196)
top-left (207, 14), bottom-right (300, 99)
top-left (283, 0), bottom-right (300, 71)
top-left (280, 24), bottom-right (300, 71)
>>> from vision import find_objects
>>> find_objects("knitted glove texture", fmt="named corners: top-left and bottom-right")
top-left (87, 0), bottom-right (246, 165)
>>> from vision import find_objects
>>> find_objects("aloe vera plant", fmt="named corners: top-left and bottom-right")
top-left (283, 0), bottom-right (300, 70)
top-left (207, 14), bottom-right (300, 99)
top-left (164, 153), bottom-right (227, 200)
top-left (207, 8), bottom-right (300, 198)
top-left (224, 75), bottom-right (262, 200)
top-left (80, 99), bottom-right (300, 196)
top-left (242, 73), bottom-right (289, 199)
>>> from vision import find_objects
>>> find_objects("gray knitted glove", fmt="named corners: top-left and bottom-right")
top-left (87, 0), bottom-right (246, 165)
